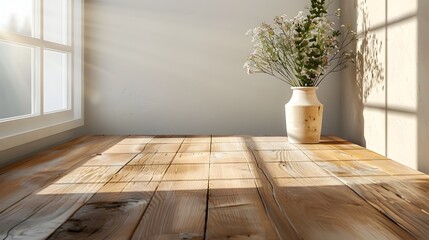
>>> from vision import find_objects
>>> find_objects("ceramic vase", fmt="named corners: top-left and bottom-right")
top-left (285, 87), bottom-right (323, 143)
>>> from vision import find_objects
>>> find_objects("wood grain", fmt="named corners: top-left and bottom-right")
top-left (118, 136), bottom-right (154, 144)
top-left (0, 135), bottom-right (428, 239)
top-left (149, 136), bottom-right (184, 144)
top-left (178, 143), bottom-right (211, 153)
top-left (163, 164), bottom-right (209, 181)
top-left (210, 163), bottom-right (255, 180)
top-left (212, 136), bottom-right (246, 143)
top-left (210, 151), bottom-right (253, 164)
top-left (172, 152), bottom-right (210, 164)
top-left (274, 177), bottom-right (414, 240)
top-left (256, 150), bottom-right (311, 162)
top-left (183, 136), bottom-right (211, 143)
top-left (142, 143), bottom-right (181, 153)
top-left (109, 164), bottom-right (169, 183)
top-left (82, 153), bottom-right (137, 166)
top-left (340, 176), bottom-right (428, 239)
top-left (303, 149), bottom-right (388, 161)
top-left (249, 141), bottom-right (297, 151)
top-left (128, 152), bottom-right (176, 165)
top-left (49, 181), bottom-right (158, 240)
top-left (263, 162), bottom-right (332, 178)
top-left (208, 180), bottom-right (279, 239)
top-left (211, 142), bottom-right (248, 152)
top-left (0, 183), bottom-right (104, 239)
top-left (0, 136), bottom-right (123, 214)
top-left (103, 144), bottom-right (145, 154)
top-left (131, 180), bottom-right (208, 240)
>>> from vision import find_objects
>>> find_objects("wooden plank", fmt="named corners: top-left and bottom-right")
top-left (0, 136), bottom-right (123, 214)
top-left (142, 143), bottom-right (181, 153)
top-left (128, 152), bottom-right (176, 165)
top-left (255, 150), bottom-right (311, 162)
top-left (54, 166), bottom-right (122, 184)
top-left (329, 142), bottom-right (365, 150)
top-left (212, 136), bottom-right (246, 143)
top-left (263, 162), bottom-right (331, 178)
top-left (0, 148), bottom-right (136, 239)
top-left (294, 143), bottom-right (336, 150)
top-left (249, 141), bottom-right (298, 151)
top-left (248, 136), bottom-right (288, 142)
top-left (294, 139), bottom-right (363, 150)
top-left (211, 142), bottom-right (248, 152)
top-left (273, 177), bottom-right (414, 240)
top-left (178, 143), bottom-right (211, 153)
top-left (48, 181), bottom-right (158, 240)
top-left (149, 136), bottom-right (184, 144)
top-left (210, 151), bottom-right (253, 164)
top-left (303, 149), bottom-right (388, 161)
top-left (246, 151), bottom-right (301, 239)
top-left (362, 160), bottom-right (423, 175)
top-left (110, 164), bottom-right (170, 183)
top-left (82, 153), bottom-right (137, 166)
top-left (316, 160), bottom-right (422, 177)
top-left (117, 136), bottom-right (154, 144)
top-left (210, 163), bottom-right (255, 180)
top-left (103, 144), bottom-right (145, 154)
top-left (339, 176), bottom-right (429, 239)
top-left (172, 152), bottom-right (210, 164)
top-left (131, 180), bottom-right (208, 240)
top-left (183, 136), bottom-right (211, 143)
top-left (317, 158), bottom-right (429, 239)
top-left (320, 136), bottom-right (348, 141)
top-left (369, 175), bottom-right (429, 214)
top-left (0, 183), bottom-right (104, 239)
top-left (207, 180), bottom-right (279, 239)
top-left (163, 164), bottom-right (209, 181)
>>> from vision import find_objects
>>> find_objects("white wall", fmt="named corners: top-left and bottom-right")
top-left (341, 0), bottom-right (429, 173)
top-left (83, 0), bottom-right (342, 136)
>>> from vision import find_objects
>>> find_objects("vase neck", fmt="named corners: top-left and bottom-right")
top-left (288, 87), bottom-right (322, 106)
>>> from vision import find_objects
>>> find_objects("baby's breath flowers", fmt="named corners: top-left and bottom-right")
top-left (244, 0), bottom-right (356, 87)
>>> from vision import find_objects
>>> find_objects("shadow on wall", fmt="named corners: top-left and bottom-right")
top-left (355, 1), bottom-right (385, 103)
top-left (344, 0), bottom-right (385, 148)
top-left (344, 0), bottom-right (429, 173)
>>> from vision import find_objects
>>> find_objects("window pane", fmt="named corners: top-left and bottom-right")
top-left (44, 0), bottom-right (69, 44)
top-left (44, 50), bottom-right (68, 113)
top-left (0, 0), bottom-right (34, 37)
top-left (0, 42), bottom-right (34, 119)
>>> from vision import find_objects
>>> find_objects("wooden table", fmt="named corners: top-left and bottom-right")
top-left (0, 135), bottom-right (428, 239)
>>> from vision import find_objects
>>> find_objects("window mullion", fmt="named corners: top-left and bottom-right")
top-left (40, 0), bottom-right (44, 115)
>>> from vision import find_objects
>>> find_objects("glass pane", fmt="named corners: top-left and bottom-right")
top-left (0, 0), bottom-right (34, 37)
top-left (0, 42), bottom-right (34, 119)
top-left (44, 0), bottom-right (69, 44)
top-left (44, 50), bottom-right (68, 113)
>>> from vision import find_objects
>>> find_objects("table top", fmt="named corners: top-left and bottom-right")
top-left (0, 135), bottom-right (428, 239)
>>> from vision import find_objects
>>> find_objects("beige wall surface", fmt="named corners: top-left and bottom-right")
top-left (341, 0), bottom-right (429, 173)
top-left (83, 0), bottom-right (342, 136)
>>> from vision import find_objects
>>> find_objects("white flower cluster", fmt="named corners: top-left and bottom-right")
top-left (244, 0), bottom-right (356, 87)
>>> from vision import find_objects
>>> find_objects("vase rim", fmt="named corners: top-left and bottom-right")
top-left (291, 86), bottom-right (318, 90)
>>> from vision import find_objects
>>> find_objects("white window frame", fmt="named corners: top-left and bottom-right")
top-left (0, 0), bottom-right (83, 151)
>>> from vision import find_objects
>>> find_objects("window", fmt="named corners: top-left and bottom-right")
top-left (0, 0), bottom-right (82, 151)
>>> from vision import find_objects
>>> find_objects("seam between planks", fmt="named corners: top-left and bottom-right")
top-left (245, 138), bottom-right (302, 240)
top-left (128, 136), bottom-right (186, 239)
top-left (203, 135), bottom-right (212, 240)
